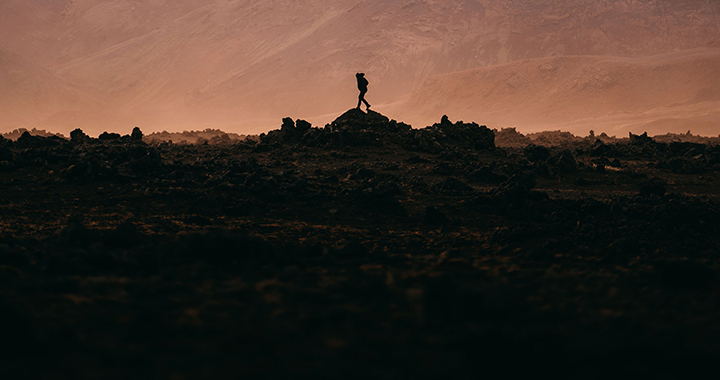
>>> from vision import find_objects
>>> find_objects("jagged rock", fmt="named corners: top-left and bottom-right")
top-left (62, 160), bottom-right (118, 180)
top-left (629, 132), bottom-right (653, 145)
top-left (409, 176), bottom-right (429, 190)
top-left (549, 150), bottom-right (578, 173)
top-left (209, 133), bottom-right (233, 145)
top-left (523, 144), bottom-right (551, 162)
top-left (296, 119), bottom-right (311, 134)
top-left (404, 115), bottom-right (495, 153)
top-left (128, 147), bottom-right (162, 174)
top-left (15, 131), bottom-right (63, 149)
top-left (327, 109), bottom-right (393, 132)
top-left (70, 128), bottom-right (90, 143)
top-left (131, 127), bottom-right (144, 141)
top-left (281, 117), bottom-right (296, 132)
top-left (495, 127), bottom-right (532, 148)
top-left (589, 140), bottom-right (617, 157)
top-left (322, 109), bottom-right (411, 147)
top-left (262, 118), bottom-right (315, 144)
top-left (495, 173), bottom-right (537, 203)
top-left (350, 167), bottom-right (376, 180)
top-left (99, 132), bottom-right (121, 141)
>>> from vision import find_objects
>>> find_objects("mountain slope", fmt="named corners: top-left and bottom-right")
top-left (2, 0), bottom-right (720, 134)
top-left (173, 0), bottom-right (720, 121)
top-left (0, 47), bottom-right (99, 130)
top-left (400, 48), bottom-right (720, 135)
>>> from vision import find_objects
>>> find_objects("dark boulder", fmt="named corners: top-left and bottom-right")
top-left (127, 146), bottom-right (163, 174)
top-left (15, 132), bottom-right (54, 149)
top-left (62, 160), bottom-right (118, 180)
top-left (131, 127), bottom-right (144, 141)
top-left (549, 150), bottom-right (578, 173)
top-left (629, 132), bottom-right (653, 145)
top-left (523, 144), bottom-right (551, 162)
top-left (70, 128), bottom-right (90, 143)
top-left (590, 140), bottom-right (615, 157)
top-left (495, 173), bottom-right (537, 204)
top-left (296, 119), bottom-right (312, 134)
top-left (328, 108), bottom-right (394, 132)
top-left (317, 109), bottom-right (411, 147)
top-left (209, 133), bottom-right (233, 145)
top-left (404, 115), bottom-right (495, 153)
top-left (261, 118), bottom-right (314, 144)
top-left (99, 132), bottom-right (121, 141)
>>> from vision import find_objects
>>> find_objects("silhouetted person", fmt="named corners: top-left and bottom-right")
top-left (356, 73), bottom-right (371, 110)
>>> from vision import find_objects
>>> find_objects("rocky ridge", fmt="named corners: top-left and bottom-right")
top-left (2, 110), bottom-right (720, 377)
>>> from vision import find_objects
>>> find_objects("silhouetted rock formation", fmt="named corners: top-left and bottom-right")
top-left (411, 115), bottom-right (495, 152)
top-left (5, 107), bottom-right (720, 379)
top-left (495, 127), bottom-right (533, 148)
top-left (1, 128), bottom-right (65, 141)
top-left (70, 128), bottom-right (90, 144)
top-left (261, 110), bottom-right (494, 153)
top-left (629, 131), bottom-right (654, 145)
top-left (144, 129), bottom-right (251, 144)
top-left (99, 132), bottom-right (122, 141)
top-left (131, 127), bottom-right (143, 141)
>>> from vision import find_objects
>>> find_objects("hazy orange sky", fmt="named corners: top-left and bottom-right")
top-left (2, 0), bottom-right (720, 137)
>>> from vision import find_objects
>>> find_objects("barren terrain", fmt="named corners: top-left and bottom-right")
top-left (2, 110), bottom-right (720, 378)
top-left (400, 48), bottom-right (720, 136)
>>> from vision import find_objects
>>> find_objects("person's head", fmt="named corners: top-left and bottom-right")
top-left (356, 72), bottom-right (365, 78)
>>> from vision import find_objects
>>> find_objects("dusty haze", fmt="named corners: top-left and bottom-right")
top-left (1, 0), bottom-right (719, 136)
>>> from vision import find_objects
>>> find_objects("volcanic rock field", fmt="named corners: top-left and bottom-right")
top-left (2, 109), bottom-right (720, 378)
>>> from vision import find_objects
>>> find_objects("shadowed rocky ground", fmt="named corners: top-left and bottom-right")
top-left (2, 110), bottom-right (720, 378)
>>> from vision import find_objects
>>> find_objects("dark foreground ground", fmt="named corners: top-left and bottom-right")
top-left (2, 110), bottom-right (720, 378)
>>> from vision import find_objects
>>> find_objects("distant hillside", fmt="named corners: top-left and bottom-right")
top-left (1, 0), bottom-right (719, 134)
top-left (0, 47), bottom-right (100, 131)
top-left (144, 129), bottom-right (255, 144)
top-left (401, 49), bottom-right (720, 136)
top-left (1, 128), bottom-right (66, 141)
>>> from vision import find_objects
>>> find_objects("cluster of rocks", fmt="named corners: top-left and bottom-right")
top-left (0, 127), bottom-right (162, 178)
top-left (4, 109), bottom-right (720, 379)
top-left (583, 133), bottom-right (720, 174)
top-left (261, 109), bottom-right (495, 153)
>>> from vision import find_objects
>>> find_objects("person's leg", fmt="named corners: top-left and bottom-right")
top-left (360, 90), bottom-right (370, 109)
top-left (358, 90), bottom-right (368, 109)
